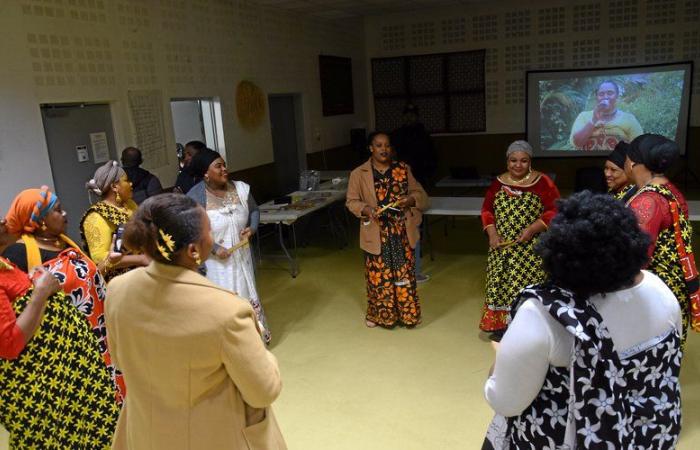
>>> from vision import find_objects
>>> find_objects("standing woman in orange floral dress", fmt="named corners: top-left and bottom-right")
top-left (346, 132), bottom-right (429, 328)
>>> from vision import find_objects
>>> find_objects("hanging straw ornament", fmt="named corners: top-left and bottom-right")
top-left (236, 80), bottom-right (266, 130)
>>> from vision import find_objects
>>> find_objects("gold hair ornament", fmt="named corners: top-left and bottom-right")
top-left (157, 228), bottom-right (176, 261)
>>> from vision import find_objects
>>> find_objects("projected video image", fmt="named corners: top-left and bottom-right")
top-left (539, 70), bottom-right (686, 151)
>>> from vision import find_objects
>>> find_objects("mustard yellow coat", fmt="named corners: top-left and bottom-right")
top-left (105, 262), bottom-right (286, 450)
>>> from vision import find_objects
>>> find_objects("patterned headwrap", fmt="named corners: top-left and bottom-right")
top-left (506, 140), bottom-right (533, 158)
top-left (5, 186), bottom-right (59, 234)
top-left (86, 160), bottom-right (126, 197)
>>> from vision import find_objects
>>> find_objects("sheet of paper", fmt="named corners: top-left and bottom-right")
top-left (89, 132), bottom-right (110, 164)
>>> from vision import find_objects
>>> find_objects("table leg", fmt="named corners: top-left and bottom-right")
top-left (277, 223), bottom-right (299, 278)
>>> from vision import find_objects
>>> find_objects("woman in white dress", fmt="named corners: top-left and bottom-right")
top-left (187, 148), bottom-right (271, 344)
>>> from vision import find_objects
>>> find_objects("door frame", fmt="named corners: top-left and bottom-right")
top-left (268, 93), bottom-right (306, 173)
top-left (169, 97), bottom-right (227, 161)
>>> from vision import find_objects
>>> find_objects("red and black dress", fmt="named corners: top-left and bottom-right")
top-left (480, 172), bottom-right (559, 332)
top-left (365, 163), bottom-right (421, 327)
top-left (627, 182), bottom-right (694, 345)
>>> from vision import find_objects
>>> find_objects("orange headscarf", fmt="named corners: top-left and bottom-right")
top-left (5, 186), bottom-right (58, 235)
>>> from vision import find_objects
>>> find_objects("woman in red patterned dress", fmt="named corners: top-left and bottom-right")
top-left (3, 186), bottom-right (125, 403)
top-left (480, 141), bottom-right (560, 341)
top-left (624, 133), bottom-right (696, 345)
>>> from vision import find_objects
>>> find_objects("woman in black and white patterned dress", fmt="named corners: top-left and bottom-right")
top-left (483, 191), bottom-right (682, 450)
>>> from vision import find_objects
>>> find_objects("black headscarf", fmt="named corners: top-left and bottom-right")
top-left (189, 148), bottom-right (221, 179)
top-left (627, 134), bottom-right (679, 174)
top-left (606, 141), bottom-right (630, 169)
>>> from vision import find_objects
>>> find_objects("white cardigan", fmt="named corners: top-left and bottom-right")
top-left (485, 270), bottom-right (682, 417)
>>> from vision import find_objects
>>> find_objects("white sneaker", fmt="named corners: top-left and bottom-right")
top-left (416, 273), bottom-right (430, 283)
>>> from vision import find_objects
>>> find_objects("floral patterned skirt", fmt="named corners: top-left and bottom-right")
top-left (364, 217), bottom-right (420, 327)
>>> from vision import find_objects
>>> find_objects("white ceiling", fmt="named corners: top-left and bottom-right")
top-left (254, 0), bottom-right (483, 19)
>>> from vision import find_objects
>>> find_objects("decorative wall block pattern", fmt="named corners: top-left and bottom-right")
top-left (473, 14), bottom-right (498, 42)
top-left (116, 1), bottom-right (151, 29)
top-left (572, 3), bottom-right (601, 32)
top-left (572, 39), bottom-right (601, 68)
top-left (685, 0), bottom-right (700, 22)
top-left (21, 0), bottom-right (107, 23)
top-left (537, 41), bottom-right (566, 69)
top-left (485, 48), bottom-right (499, 74)
top-left (504, 45), bottom-right (531, 72)
top-left (381, 25), bottom-right (406, 51)
top-left (537, 7), bottom-right (566, 35)
top-left (609, 0), bottom-right (639, 28)
top-left (411, 22), bottom-right (436, 48)
top-left (646, 0), bottom-right (676, 25)
top-left (644, 33), bottom-right (675, 62)
top-left (504, 10), bottom-right (531, 39)
top-left (504, 78), bottom-right (524, 104)
top-left (441, 17), bottom-right (467, 45)
top-left (27, 33), bottom-right (114, 87)
top-left (608, 35), bottom-right (638, 65)
top-left (122, 40), bottom-right (156, 86)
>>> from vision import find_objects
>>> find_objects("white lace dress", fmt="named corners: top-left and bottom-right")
top-left (204, 181), bottom-right (271, 344)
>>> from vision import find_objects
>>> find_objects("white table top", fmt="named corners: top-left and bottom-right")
top-left (424, 197), bottom-right (484, 216)
top-left (425, 197), bottom-right (700, 222)
top-left (259, 180), bottom-right (347, 224)
top-left (435, 176), bottom-right (493, 188)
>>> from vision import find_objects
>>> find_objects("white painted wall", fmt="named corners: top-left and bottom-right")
top-left (363, 0), bottom-right (700, 134)
top-left (0, 0), bottom-right (368, 209)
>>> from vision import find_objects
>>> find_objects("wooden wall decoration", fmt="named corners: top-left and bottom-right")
top-left (236, 80), bottom-right (266, 130)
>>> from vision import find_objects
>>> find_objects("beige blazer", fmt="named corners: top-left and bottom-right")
top-left (346, 159), bottom-right (429, 255)
top-left (105, 262), bottom-right (286, 450)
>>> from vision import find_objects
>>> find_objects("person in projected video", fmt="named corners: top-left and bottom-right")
top-left (570, 80), bottom-right (643, 151)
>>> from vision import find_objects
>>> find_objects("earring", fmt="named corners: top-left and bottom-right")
top-left (193, 252), bottom-right (202, 266)
top-left (41, 222), bottom-right (47, 231)
top-left (115, 191), bottom-right (122, 204)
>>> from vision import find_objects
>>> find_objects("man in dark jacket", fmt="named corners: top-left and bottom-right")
top-left (174, 140), bottom-right (206, 194)
top-left (120, 147), bottom-right (163, 204)
top-left (391, 104), bottom-right (437, 283)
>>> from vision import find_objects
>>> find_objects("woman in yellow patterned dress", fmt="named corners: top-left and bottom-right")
top-left (80, 160), bottom-right (149, 281)
top-left (480, 141), bottom-right (560, 341)
top-left (346, 132), bottom-right (429, 328)
top-left (0, 197), bottom-right (119, 449)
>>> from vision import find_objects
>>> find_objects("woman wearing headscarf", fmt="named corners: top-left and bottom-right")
top-left (480, 140), bottom-right (560, 341)
top-left (80, 160), bottom-right (149, 281)
top-left (484, 192), bottom-right (682, 449)
top-left (0, 210), bottom-right (119, 449)
top-left (346, 132), bottom-right (429, 328)
top-left (186, 149), bottom-right (270, 344)
top-left (3, 186), bottom-right (126, 403)
top-left (624, 133), bottom-right (698, 344)
top-left (605, 141), bottom-right (636, 202)
top-left (106, 194), bottom-right (286, 449)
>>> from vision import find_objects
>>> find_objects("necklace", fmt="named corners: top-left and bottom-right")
top-left (505, 171), bottom-right (534, 185)
top-left (35, 235), bottom-right (63, 248)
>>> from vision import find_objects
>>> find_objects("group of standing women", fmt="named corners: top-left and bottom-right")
top-left (481, 133), bottom-right (697, 448)
top-left (0, 149), bottom-right (276, 448)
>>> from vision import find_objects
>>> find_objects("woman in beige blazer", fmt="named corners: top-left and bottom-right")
top-left (105, 193), bottom-right (286, 450)
top-left (346, 131), bottom-right (429, 329)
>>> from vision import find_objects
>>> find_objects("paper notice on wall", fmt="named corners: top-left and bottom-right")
top-left (89, 132), bottom-right (110, 164)
top-left (127, 89), bottom-right (168, 168)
